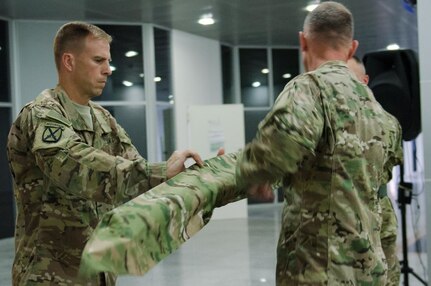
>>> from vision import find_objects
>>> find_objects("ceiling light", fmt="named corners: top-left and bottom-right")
top-left (282, 73), bottom-right (292, 79)
top-left (154, 76), bottom-right (162, 82)
top-left (386, 43), bottom-right (400, 50)
top-left (305, 0), bottom-right (320, 12)
top-left (139, 73), bottom-right (144, 78)
top-left (252, 81), bottom-right (261, 87)
top-left (306, 4), bottom-right (319, 11)
top-left (125, 50), bottom-right (139, 57)
top-left (260, 278), bottom-right (267, 283)
top-left (168, 95), bottom-right (174, 99)
top-left (122, 80), bottom-right (133, 87)
top-left (169, 100), bottom-right (175, 105)
top-left (110, 65), bottom-right (116, 72)
top-left (261, 68), bottom-right (269, 74)
top-left (198, 13), bottom-right (215, 25)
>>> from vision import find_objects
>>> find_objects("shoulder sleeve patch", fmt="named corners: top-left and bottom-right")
top-left (42, 125), bottom-right (64, 143)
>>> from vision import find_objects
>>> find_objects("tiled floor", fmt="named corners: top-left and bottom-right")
top-left (0, 203), bottom-right (428, 286)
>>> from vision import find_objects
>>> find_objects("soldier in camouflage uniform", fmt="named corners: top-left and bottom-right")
top-left (235, 2), bottom-right (403, 285)
top-left (7, 21), bottom-right (204, 285)
top-left (347, 56), bottom-right (401, 286)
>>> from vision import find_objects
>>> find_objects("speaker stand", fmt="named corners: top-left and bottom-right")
top-left (398, 165), bottom-right (427, 286)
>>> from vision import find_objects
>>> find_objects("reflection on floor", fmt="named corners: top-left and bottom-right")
top-left (0, 203), bottom-right (428, 286)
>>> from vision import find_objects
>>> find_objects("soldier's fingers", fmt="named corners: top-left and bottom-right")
top-left (216, 147), bottom-right (225, 156)
top-left (182, 149), bottom-right (204, 167)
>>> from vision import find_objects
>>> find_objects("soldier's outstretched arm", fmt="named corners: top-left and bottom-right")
top-left (80, 152), bottom-right (245, 276)
top-left (236, 77), bottom-right (324, 189)
top-left (13, 105), bottom-right (166, 205)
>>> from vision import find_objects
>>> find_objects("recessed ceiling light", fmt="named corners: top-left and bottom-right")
top-left (110, 65), bottom-right (116, 72)
top-left (154, 76), bottom-right (162, 82)
top-left (122, 80), bottom-right (133, 87)
top-left (282, 73), bottom-right (292, 79)
top-left (386, 43), bottom-right (400, 50)
top-left (198, 13), bottom-right (215, 25)
top-left (125, 50), bottom-right (139, 57)
top-left (305, 0), bottom-right (320, 12)
top-left (261, 68), bottom-right (269, 74)
top-left (252, 81), bottom-right (261, 87)
top-left (306, 4), bottom-right (319, 12)
top-left (139, 73), bottom-right (144, 78)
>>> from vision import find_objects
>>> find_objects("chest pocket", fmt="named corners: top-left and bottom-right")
top-left (93, 123), bottom-right (133, 157)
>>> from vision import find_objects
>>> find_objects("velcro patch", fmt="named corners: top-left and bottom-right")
top-left (42, 126), bottom-right (63, 143)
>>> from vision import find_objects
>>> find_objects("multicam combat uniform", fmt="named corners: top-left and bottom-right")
top-left (7, 86), bottom-right (166, 285)
top-left (236, 61), bottom-right (403, 285)
top-left (80, 153), bottom-right (245, 276)
top-left (379, 186), bottom-right (401, 286)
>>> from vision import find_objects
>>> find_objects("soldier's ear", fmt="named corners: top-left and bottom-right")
top-left (299, 31), bottom-right (308, 52)
top-left (348, 40), bottom-right (359, 59)
top-left (62, 53), bottom-right (75, 72)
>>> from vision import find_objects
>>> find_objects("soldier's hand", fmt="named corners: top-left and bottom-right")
top-left (216, 147), bottom-right (225, 156)
top-left (166, 149), bottom-right (204, 179)
top-left (247, 183), bottom-right (274, 201)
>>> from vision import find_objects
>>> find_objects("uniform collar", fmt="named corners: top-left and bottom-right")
top-left (88, 101), bottom-right (112, 134)
top-left (55, 85), bottom-right (94, 132)
top-left (317, 60), bottom-right (348, 70)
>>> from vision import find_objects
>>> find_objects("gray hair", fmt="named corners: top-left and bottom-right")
top-left (303, 1), bottom-right (354, 50)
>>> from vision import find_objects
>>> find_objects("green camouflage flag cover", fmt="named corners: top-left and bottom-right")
top-left (80, 152), bottom-right (245, 276)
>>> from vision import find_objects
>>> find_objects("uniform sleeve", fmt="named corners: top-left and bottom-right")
top-left (381, 119), bottom-right (403, 184)
top-left (27, 105), bottom-right (166, 205)
top-left (236, 77), bottom-right (324, 187)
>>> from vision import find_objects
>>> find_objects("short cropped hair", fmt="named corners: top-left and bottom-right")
top-left (53, 21), bottom-right (112, 70)
top-left (303, 1), bottom-right (354, 50)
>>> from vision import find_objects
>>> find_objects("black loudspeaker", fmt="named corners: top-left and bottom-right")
top-left (363, 49), bottom-right (421, 141)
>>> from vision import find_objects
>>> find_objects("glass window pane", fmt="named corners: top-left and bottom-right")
top-left (154, 28), bottom-right (174, 161)
top-left (272, 48), bottom-right (299, 101)
top-left (0, 20), bottom-right (10, 101)
top-left (221, 45), bottom-right (234, 104)
top-left (154, 28), bottom-right (172, 102)
top-left (96, 25), bottom-right (144, 102)
top-left (244, 109), bottom-right (270, 143)
top-left (103, 105), bottom-right (148, 159)
top-left (239, 49), bottom-right (269, 107)
top-left (0, 107), bottom-right (14, 238)
top-left (157, 103), bottom-right (174, 161)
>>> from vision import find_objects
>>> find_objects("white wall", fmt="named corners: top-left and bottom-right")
top-left (170, 29), bottom-right (223, 150)
top-left (13, 21), bottom-right (61, 112)
top-left (417, 0), bottom-right (431, 279)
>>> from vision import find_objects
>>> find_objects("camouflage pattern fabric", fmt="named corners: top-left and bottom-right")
top-left (79, 153), bottom-right (244, 276)
top-left (379, 187), bottom-right (401, 286)
top-left (236, 61), bottom-right (403, 286)
top-left (7, 86), bottom-right (166, 285)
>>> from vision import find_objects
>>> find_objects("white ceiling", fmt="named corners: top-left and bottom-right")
top-left (0, 0), bottom-right (419, 56)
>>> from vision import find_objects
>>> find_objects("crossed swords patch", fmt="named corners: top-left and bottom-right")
top-left (42, 126), bottom-right (63, 143)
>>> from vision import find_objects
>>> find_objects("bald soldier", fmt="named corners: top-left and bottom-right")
top-left (236, 2), bottom-right (403, 285)
top-left (7, 22), bottom-right (205, 285)
top-left (348, 55), bottom-right (401, 286)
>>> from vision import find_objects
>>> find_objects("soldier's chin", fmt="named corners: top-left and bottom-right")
top-left (93, 88), bottom-right (104, 97)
